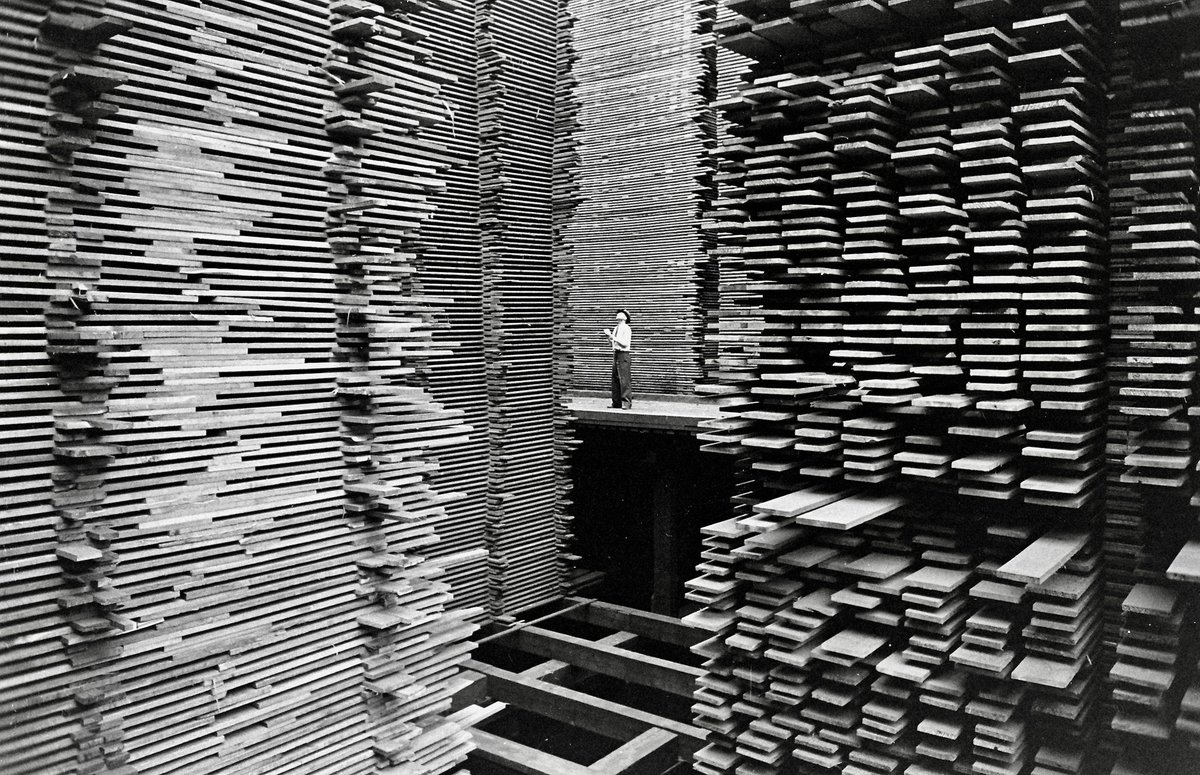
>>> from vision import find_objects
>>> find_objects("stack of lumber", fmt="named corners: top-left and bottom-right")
top-left (698, 0), bottom-right (755, 408)
top-left (328, 1), bottom-right (482, 772)
top-left (563, 0), bottom-right (717, 396)
top-left (476, 0), bottom-right (564, 617)
top-left (690, 0), bottom-right (1194, 773)
top-left (2, 1), bottom-right (480, 774)
top-left (1107, 584), bottom-right (1187, 741)
top-left (1102, 3), bottom-right (1200, 771)
top-left (554, 0), bottom-right (584, 589)
top-left (1, 3), bottom-right (86, 774)
top-left (703, 2), bottom-right (1112, 511)
top-left (403, 0), bottom-right (491, 613)
top-left (686, 486), bottom-right (1116, 775)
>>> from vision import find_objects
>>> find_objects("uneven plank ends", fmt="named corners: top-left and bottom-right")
top-left (1102, 1), bottom-right (1200, 771)
top-left (687, 0), bottom-right (1200, 772)
top-left (1, 1), bottom-right (480, 773)
top-left (326, 2), bottom-right (483, 771)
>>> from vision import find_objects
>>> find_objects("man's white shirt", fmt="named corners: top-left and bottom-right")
top-left (612, 322), bottom-right (631, 351)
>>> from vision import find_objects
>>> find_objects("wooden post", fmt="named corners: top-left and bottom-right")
top-left (651, 447), bottom-right (682, 616)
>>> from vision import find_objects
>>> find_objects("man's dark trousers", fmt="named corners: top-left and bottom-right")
top-left (611, 350), bottom-right (631, 408)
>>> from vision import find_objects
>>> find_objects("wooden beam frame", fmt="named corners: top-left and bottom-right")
top-left (508, 625), bottom-right (704, 697)
top-left (464, 601), bottom-right (708, 774)
top-left (519, 630), bottom-right (637, 683)
top-left (464, 659), bottom-right (706, 755)
top-left (561, 597), bottom-right (705, 649)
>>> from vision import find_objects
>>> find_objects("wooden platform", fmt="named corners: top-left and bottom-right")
top-left (569, 393), bottom-right (722, 433)
top-left (454, 598), bottom-right (708, 775)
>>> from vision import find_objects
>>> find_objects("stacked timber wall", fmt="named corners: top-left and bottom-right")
top-left (1105, 0), bottom-right (1200, 763)
top-left (563, 0), bottom-right (719, 396)
top-left (1, 0), bottom-right (555, 772)
top-left (413, 0), bottom-right (490, 614)
top-left (690, 1), bottom-right (1200, 774)
top-left (475, 0), bottom-right (565, 617)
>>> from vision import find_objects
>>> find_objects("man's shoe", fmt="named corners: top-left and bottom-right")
top-left (622, 402), bottom-right (632, 410)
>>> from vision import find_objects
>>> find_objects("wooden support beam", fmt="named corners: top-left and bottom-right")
top-left (562, 598), bottom-right (705, 648)
top-left (597, 630), bottom-right (640, 647)
top-left (464, 659), bottom-right (707, 755)
top-left (651, 463), bottom-right (683, 616)
top-left (470, 728), bottom-right (595, 775)
top-left (519, 633), bottom-right (634, 685)
top-left (449, 669), bottom-right (488, 712)
top-left (508, 626), bottom-right (704, 697)
top-left (476, 597), bottom-right (593, 645)
top-left (589, 728), bottom-right (677, 774)
top-left (521, 659), bottom-right (574, 682)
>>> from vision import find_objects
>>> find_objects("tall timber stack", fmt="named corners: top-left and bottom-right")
top-left (2, 2), bottom-right (82, 773)
top-left (553, 0), bottom-right (584, 588)
top-left (475, 0), bottom-right (562, 616)
top-left (407, 0), bottom-right (491, 614)
top-left (697, 0), bottom-right (757, 435)
top-left (325, 1), bottom-right (481, 772)
top-left (2, 1), bottom-right (480, 773)
top-left (688, 1), bottom-right (1199, 774)
top-left (563, 0), bottom-right (718, 396)
top-left (1105, 2), bottom-right (1200, 772)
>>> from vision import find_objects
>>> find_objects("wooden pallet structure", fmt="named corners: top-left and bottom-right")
top-left (453, 597), bottom-right (710, 775)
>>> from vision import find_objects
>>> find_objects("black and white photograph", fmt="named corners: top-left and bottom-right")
top-left (2, 1), bottom-right (1200, 774)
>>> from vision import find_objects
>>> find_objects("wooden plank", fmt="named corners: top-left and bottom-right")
top-left (588, 728), bottom-right (677, 775)
top-left (994, 531), bottom-right (1090, 585)
top-left (753, 486), bottom-right (851, 517)
top-left (791, 493), bottom-right (906, 530)
top-left (1166, 540), bottom-right (1200, 583)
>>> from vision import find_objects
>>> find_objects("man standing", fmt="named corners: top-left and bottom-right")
top-left (604, 309), bottom-right (633, 409)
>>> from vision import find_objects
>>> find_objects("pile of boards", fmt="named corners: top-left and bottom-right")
top-left (405, 0), bottom-right (491, 614)
top-left (563, 0), bottom-right (718, 396)
top-left (691, 0), bottom-right (1200, 773)
top-left (1106, 0), bottom-right (1200, 769)
top-left (475, 0), bottom-right (568, 617)
top-left (1, 1), bottom-right (497, 774)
